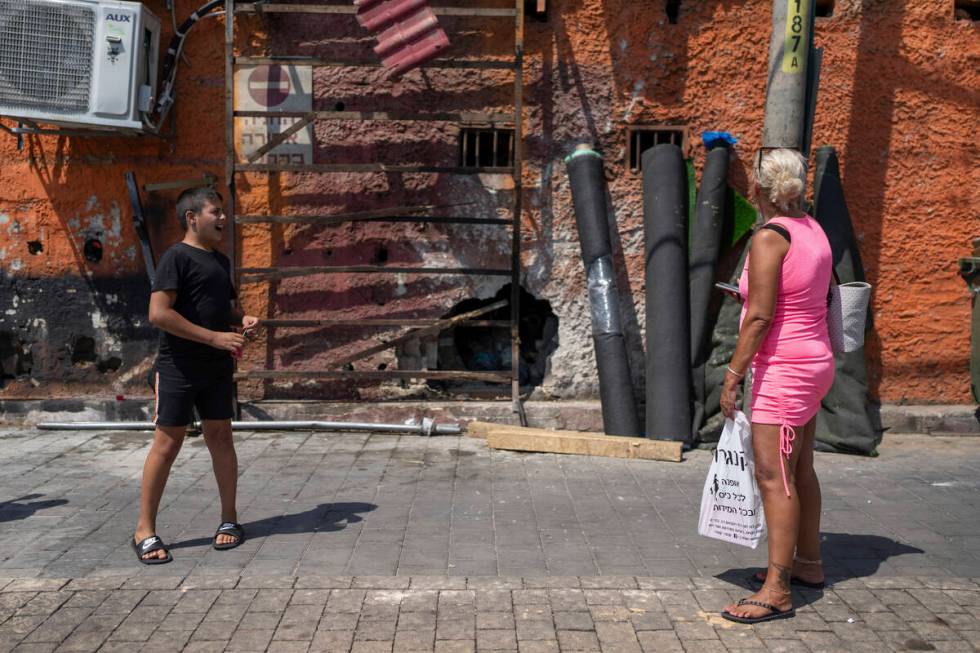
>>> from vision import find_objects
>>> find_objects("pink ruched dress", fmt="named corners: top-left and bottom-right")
top-left (738, 216), bottom-right (835, 493)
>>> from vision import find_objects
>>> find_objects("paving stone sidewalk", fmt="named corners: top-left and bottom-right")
top-left (1, 574), bottom-right (979, 652)
top-left (0, 428), bottom-right (978, 650)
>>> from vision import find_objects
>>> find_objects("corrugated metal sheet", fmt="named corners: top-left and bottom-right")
top-left (354, 0), bottom-right (450, 77)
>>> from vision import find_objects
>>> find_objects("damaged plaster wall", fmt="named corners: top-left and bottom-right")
top-left (0, 0), bottom-right (977, 403)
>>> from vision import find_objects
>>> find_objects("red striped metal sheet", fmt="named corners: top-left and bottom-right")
top-left (354, 0), bottom-right (450, 77)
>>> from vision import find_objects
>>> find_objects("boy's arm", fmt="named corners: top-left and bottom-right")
top-left (229, 306), bottom-right (260, 330)
top-left (149, 290), bottom-right (244, 352)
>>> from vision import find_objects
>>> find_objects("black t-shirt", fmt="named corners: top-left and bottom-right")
top-left (151, 242), bottom-right (237, 367)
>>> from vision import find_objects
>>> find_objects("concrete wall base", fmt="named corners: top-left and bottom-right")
top-left (1, 399), bottom-right (977, 436)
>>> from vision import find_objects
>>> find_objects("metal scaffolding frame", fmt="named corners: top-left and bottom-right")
top-left (224, 0), bottom-right (525, 419)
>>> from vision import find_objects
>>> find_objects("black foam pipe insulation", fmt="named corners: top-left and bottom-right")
top-left (811, 146), bottom-right (880, 456)
top-left (565, 145), bottom-right (641, 436)
top-left (689, 145), bottom-right (730, 437)
top-left (643, 144), bottom-right (691, 441)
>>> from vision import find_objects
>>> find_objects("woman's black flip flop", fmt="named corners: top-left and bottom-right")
top-left (722, 598), bottom-right (796, 624)
top-left (213, 522), bottom-right (245, 550)
top-left (132, 535), bottom-right (173, 565)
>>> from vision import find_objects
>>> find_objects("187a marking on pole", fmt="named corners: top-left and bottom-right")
top-left (782, 0), bottom-right (809, 74)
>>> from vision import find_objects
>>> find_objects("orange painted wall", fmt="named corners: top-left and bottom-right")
top-left (0, 0), bottom-right (976, 403)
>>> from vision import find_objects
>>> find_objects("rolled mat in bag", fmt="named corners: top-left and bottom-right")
top-left (566, 146), bottom-right (641, 436)
top-left (812, 145), bottom-right (880, 455)
top-left (643, 144), bottom-right (691, 441)
top-left (689, 146), bottom-right (730, 438)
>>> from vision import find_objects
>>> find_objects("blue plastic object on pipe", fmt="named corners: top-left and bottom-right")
top-left (701, 131), bottom-right (738, 150)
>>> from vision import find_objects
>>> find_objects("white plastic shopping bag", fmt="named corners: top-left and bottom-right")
top-left (697, 410), bottom-right (766, 549)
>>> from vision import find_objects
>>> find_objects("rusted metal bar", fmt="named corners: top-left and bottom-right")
top-left (510, 0), bottom-right (525, 419)
top-left (239, 265), bottom-right (512, 282)
top-left (235, 163), bottom-right (515, 174)
top-left (225, 0), bottom-right (236, 289)
top-left (261, 318), bottom-right (510, 328)
top-left (235, 56), bottom-right (517, 70)
top-left (142, 174), bottom-right (217, 192)
top-left (235, 202), bottom-right (471, 224)
top-left (237, 4), bottom-right (517, 17)
top-left (325, 299), bottom-right (508, 369)
top-left (234, 110), bottom-right (515, 123)
top-left (245, 112), bottom-right (315, 163)
top-left (235, 370), bottom-right (511, 382)
top-left (236, 215), bottom-right (512, 226)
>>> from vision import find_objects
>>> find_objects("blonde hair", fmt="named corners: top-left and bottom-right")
top-left (753, 148), bottom-right (807, 212)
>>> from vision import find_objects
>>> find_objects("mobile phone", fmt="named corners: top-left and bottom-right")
top-left (715, 281), bottom-right (741, 297)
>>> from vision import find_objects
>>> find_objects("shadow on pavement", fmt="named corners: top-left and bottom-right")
top-left (716, 532), bottom-right (926, 593)
top-left (169, 501), bottom-right (377, 549)
top-left (0, 494), bottom-right (69, 523)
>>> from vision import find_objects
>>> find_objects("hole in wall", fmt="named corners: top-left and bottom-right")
top-left (27, 241), bottom-right (43, 255)
top-left (334, 101), bottom-right (346, 111)
top-left (373, 246), bottom-right (389, 265)
top-left (523, 0), bottom-right (547, 21)
top-left (97, 357), bottom-right (122, 373)
top-left (816, 0), bottom-right (834, 17)
top-left (425, 284), bottom-right (558, 394)
top-left (70, 336), bottom-right (97, 365)
top-left (955, 1), bottom-right (979, 20)
top-left (666, 0), bottom-right (680, 24)
top-left (83, 238), bottom-right (103, 263)
top-left (0, 331), bottom-right (32, 380)
top-left (323, 248), bottom-right (333, 259)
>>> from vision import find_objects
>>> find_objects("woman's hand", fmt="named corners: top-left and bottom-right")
top-left (720, 370), bottom-right (741, 419)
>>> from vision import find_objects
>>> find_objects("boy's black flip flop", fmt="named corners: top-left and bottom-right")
top-left (213, 522), bottom-right (245, 550)
top-left (132, 535), bottom-right (173, 565)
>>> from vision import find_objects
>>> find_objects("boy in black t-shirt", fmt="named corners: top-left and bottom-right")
top-left (133, 187), bottom-right (259, 564)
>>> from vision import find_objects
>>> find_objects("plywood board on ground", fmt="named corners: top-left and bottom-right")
top-left (484, 426), bottom-right (683, 463)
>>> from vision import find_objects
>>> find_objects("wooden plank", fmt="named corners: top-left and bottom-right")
top-left (484, 427), bottom-right (683, 463)
top-left (465, 420), bottom-right (521, 438)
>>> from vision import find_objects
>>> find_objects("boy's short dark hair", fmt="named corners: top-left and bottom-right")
top-left (176, 187), bottom-right (223, 229)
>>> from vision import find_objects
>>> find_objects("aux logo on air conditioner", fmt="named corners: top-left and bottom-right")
top-left (105, 13), bottom-right (131, 21)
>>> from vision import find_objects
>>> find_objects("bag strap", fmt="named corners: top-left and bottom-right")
top-left (758, 223), bottom-right (791, 243)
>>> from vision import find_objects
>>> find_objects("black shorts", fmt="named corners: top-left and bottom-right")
top-left (154, 358), bottom-right (234, 427)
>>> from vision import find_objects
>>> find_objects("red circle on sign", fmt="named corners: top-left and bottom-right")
top-left (247, 65), bottom-right (291, 107)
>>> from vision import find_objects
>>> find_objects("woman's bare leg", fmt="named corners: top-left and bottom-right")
top-left (792, 417), bottom-right (823, 582)
top-left (725, 421), bottom-right (804, 618)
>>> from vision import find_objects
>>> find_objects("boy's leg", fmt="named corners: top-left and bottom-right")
top-left (197, 366), bottom-right (240, 547)
top-left (202, 418), bottom-right (239, 546)
top-left (135, 424), bottom-right (187, 560)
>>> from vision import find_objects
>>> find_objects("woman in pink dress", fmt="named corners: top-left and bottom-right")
top-left (720, 148), bottom-right (835, 624)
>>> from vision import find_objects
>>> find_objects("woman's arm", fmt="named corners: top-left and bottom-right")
top-left (720, 229), bottom-right (789, 418)
top-left (149, 290), bottom-right (244, 352)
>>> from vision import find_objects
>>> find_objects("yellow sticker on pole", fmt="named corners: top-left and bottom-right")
top-left (781, 0), bottom-right (809, 74)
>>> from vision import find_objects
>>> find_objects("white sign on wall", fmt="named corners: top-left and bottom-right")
top-left (233, 64), bottom-right (314, 165)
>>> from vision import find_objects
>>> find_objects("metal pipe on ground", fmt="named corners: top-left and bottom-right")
top-left (565, 144), bottom-right (641, 437)
top-left (37, 420), bottom-right (462, 435)
top-left (643, 143), bottom-right (691, 442)
top-left (689, 145), bottom-right (730, 437)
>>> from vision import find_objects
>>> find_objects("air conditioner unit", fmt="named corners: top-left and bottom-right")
top-left (0, 0), bottom-right (160, 132)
